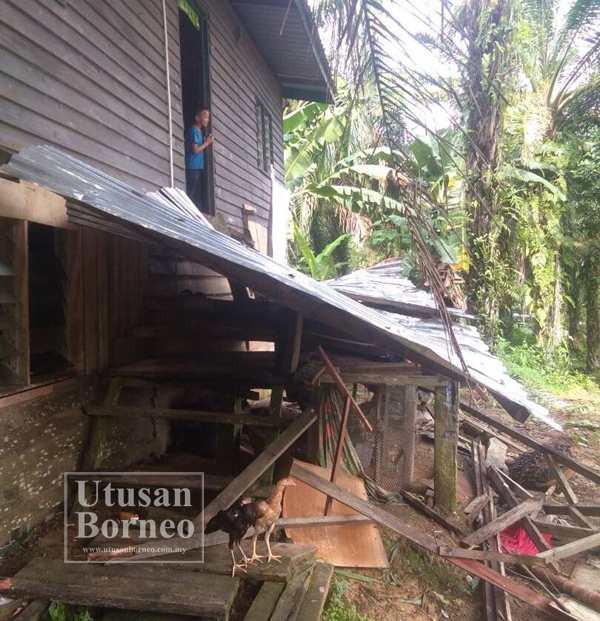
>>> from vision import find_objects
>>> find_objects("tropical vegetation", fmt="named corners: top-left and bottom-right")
top-left (285, 0), bottom-right (600, 385)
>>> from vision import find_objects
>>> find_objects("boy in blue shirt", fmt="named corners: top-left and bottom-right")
top-left (186, 108), bottom-right (213, 210)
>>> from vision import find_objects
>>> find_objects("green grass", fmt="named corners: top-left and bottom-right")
top-left (321, 577), bottom-right (374, 621)
top-left (495, 336), bottom-right (600, 396)
top-left (45, 604), bottom-right (94, 621)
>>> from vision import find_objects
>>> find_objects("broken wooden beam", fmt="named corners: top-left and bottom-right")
top-left (529, 567), bottom-right (600, 613)
top-left (462, 496), bottom-right (545, 548)
top-left (289, 462), bottom-right (575, 620)
top-left (438, 546), bottom-right (548, 566)
top-left (488, 466), bottom-right (556, 565)
top-left (402, 491), bottom-right (464, 536)
top-left (531, 519), bottom-right (596, 541)
top-left (461, 402), bottom-right (600, 485)
top-left (85, 404), bottom-right (288, 427)
top-left (324, 396), bottom-right (351, 516)
top-left (244, 582), bottom-right (285, 621)
top-left (536, 532), bottom-right (600, 562)
top-left (542, 503), bottom-right (600, 517)
top-left (316, 346), bottom-right (373, 431)
top-left (544, 455), bottom-right (596, 529)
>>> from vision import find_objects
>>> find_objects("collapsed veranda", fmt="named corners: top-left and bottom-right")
top-left (0, 1), bottom-right (599, 620)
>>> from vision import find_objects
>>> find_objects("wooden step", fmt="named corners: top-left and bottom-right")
top-left (296, 562), bottom-right (334, 621)
top-left (68, 472), bottom-right (232, 492)
top-left (86, 405), bottom-right (287, 428)
top-left (12, 600), bottom-right (48, 620)
top-left (270, 564), bottom-right (314, 621)
top-left (2, 558), bottom-right (239, 620)
top-left (244, 582), bottom-right (285, 621)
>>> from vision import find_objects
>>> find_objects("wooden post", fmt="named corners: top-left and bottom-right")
top-left (259, 384), bottom-right (285, 486)
top-left (324, 396), bottom-right (351, 516)
top-left (434, 381), bottom-right (459, 511)
top-left (280, 310), bottom-right (303, 376)
top-left (400, 385), bottom-right (416, 490)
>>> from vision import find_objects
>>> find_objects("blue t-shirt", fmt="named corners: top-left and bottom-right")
top-left (186, 126), bottom-right (205, 170)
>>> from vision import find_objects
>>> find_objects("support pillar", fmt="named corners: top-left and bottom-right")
top-left (434, 381), bottom-right (459, 511)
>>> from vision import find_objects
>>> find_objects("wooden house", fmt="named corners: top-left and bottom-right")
top-left (0, 0), bottom-right (331, 545)
top-left (0, 2), bottom-right (571, 618)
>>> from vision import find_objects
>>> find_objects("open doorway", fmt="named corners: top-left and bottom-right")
top-left (179, 0), bottom-right (214, 216)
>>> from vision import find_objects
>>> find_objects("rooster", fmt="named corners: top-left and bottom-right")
top-left (204, 497), bottom-right (257, 576)
top-left (248, 477), bottom-right (296, 564)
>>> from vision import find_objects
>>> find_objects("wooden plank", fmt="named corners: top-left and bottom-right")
top-left (296, 563), bottom-right (335, 621)
top-left (85, 405), bottom-right (288, 427)
top-left (280, 515), bottom-right (372, 528)
top-left (434, 382), bottom-right (459, 510)
top-left (462, 497), bottom-right (545, 547)
top-left (324, 396), bottom-right (351, 516)
top-left (532, 520), bottom-right (596, 541)
top-left (283, 461), bottom-right (388, 569)
top-left (83, 228), bottom-right (99, 374)
top-left (280, 310), bottom-right (303, 375)
top-left (14, 220), bottom-right (29, 386)
top-left (0, 178), bottom-right (72, 229)
top-left (544, 504), bottom-right (600, 517)
top-left (488, 466), bottom-right (555, 561)
top-left (466, 495), bottom-right (492, 526)
top-left (199, 408), bottom-right (317, 525)
top-left (544, 455), bottom-right (596, 529)
top-left (289, 462), bottom-right (576, 620)
top-left (403, 492), bottom-right (464, 536)
top-left (1, 559), bottom-right (238, 618)
top-left (270, 566), bottom-right (314, 621)
top-left (96, 231), bottom-right (109, 371)
top-left (244, 582), bottom-right (285, 621)
top-left (14, 600), bottom-right (48, 620)
top-left (461, 402), bottom-right (600, 485)
top-left (438, 547), bottom-right (548, 566)
top-left (537, 532), bottom-right (600, 562)
top-left (321, 373), bottom-right (449, 387)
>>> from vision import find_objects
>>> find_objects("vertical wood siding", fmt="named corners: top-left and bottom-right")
top-left (0, 0), bottom-right (284, 234)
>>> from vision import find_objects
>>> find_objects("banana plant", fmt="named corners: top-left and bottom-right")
top-left (292, 221), bottom-right (350, 281)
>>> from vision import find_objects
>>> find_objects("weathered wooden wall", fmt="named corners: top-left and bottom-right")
top-left (0, 0), bottom-right (183, 191)
top-left (0, 0), bottom-right (285, 236)
top-left (196, 0), bottom-right (285, 233)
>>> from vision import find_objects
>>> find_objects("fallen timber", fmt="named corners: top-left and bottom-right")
top-left (289, 462), bottom-right (575, 620)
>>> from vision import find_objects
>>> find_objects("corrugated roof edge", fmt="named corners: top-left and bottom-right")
top-left (2, 145), bottom-right (558, 430)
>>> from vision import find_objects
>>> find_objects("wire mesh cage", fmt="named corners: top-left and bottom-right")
top-left (319, 382), bottom-right (417, 497)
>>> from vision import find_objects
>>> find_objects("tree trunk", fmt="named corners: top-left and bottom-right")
top-left (586, 257), bottom-right (600, 372)
top-left (463, 0), bottom-right (514, 324)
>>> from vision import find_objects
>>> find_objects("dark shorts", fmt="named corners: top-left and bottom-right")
top-left (186, 168), bottom-right (203, 209)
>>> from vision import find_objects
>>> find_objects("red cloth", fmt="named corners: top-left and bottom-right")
top-left (499, 522), bottom-right (552, 555)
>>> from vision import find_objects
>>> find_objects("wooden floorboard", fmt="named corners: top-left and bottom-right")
top-left (2, 558), bottom-right (239, 619)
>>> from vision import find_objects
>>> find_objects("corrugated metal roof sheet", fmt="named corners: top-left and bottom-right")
top-left (231, 0), bottom-right (333, 102)
top-left (3, 145), bottom-right (557, 429)
top-left (330, 263), bottom-right (558, 427)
